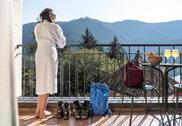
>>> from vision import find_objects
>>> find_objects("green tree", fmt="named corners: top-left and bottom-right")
top-left (108, 35), bottom-right (120, 59)
top-left (60, 48), bottom-right (117, 97)
top-left (80, 28), bottom-right (98, 49)
top-left (22, 54), bottom-right (36, 96)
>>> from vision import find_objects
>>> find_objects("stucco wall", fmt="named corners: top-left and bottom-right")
top-left (13, 0), bottom-right (22, 97)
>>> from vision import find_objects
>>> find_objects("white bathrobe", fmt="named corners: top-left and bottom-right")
top-left (34, 20), bottom-right (66, 95)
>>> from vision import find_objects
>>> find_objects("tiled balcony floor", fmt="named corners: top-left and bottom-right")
top-left (19, 109), bottom-right (182, 126)
top-left (18, 96), bottom-right (182, 126)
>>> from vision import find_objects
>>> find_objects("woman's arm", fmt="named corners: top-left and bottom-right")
top-left (54, 24), bottom-right (66, 48)
top-left (34, 24), bottom-right (39, 42)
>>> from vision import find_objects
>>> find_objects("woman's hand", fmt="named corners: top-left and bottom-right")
top-left (49, 12), bottom-right (56, 23)
top-left (51, 18), bottom-right (56, 23)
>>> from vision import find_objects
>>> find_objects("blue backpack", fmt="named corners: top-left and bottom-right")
top-left (90, 82), bottom-right (112, 115)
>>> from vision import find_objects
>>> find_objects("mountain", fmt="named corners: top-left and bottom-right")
top-left (23, 17), bottom-right (182, 45)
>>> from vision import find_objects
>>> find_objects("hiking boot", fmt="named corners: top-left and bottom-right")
top-left (63, 102), bottom-right (71, 120)
top-left (72, 100), bottom-right (81, 119)
top-left (81, 100), bottom-right (90, 119)
top-left (57, 101), bottom-right (63, 118)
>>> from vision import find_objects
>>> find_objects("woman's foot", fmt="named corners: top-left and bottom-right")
top-left (39, 110), bottom-right (52, 119)
top-left (35, 108), bottom-right (40, 118)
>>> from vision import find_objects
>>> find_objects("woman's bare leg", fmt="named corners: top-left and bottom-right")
top-left (35, 96), bottom-right (41, 117)
top-left (35, 93), bottom-right (51, 118)
top-left (39, 93), bottom-right (49, 118)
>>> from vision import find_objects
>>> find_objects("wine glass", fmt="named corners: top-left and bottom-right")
top-left (172, 49), bottom-right (180, 63)
top-left (164, 49), bottom-right (171, 63)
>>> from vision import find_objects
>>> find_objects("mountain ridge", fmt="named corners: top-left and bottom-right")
top-left (23, 17), bottom-right (182, 45)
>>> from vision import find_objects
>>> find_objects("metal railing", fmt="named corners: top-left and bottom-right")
top-left (21, 44), bottom-right (182, 100)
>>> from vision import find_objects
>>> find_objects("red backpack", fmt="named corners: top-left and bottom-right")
top-left (124, 61), bottom-right (144, 87)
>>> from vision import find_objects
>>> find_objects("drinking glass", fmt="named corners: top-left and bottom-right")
top-left (164, 49), bottom-right (171, 63)
top-left (172, 49), bottom-right (180, 63)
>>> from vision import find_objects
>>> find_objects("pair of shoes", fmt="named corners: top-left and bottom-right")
top-left (72, 100), bottom-right (81, 119)
top-left (57, 101), bottom-right (63, 118)
top-left (57, 101), bottom-right (71, 120)
top-left (81, 100), bottom-right (90, 119)
top-left (63, 102), bottom-right (71, 120)
top-left (72, 100), bottom-right (90, 119)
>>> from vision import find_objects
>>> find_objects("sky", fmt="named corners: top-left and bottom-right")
top-left (23, 0), bottom-right (182, 24)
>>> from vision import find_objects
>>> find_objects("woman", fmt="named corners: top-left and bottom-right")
top-left (34, 8), bottom-right (66, 118)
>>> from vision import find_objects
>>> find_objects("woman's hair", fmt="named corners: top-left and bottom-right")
top-left (39, 8), bottom-right (53, 23)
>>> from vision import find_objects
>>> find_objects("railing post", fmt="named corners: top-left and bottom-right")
top-left (60, 51), bottom-right (64, 97)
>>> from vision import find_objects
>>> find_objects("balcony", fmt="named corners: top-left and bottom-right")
top-left (19, 44), bottom-right (182, 125)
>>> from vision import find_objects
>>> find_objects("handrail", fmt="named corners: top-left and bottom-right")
top-left (21, 43), bottom-right (182, 48)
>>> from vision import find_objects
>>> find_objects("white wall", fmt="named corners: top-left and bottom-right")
top-left (0, 0), bottom-right (22, 125)
top-left (13, 0), bottom-right (22, 97)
